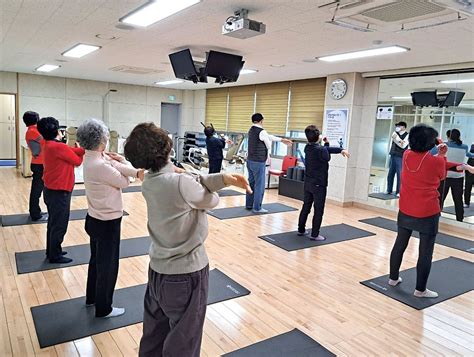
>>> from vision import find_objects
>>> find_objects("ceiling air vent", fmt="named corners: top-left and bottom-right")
top-left (109, 66), bottom-right (164, 75)
top-left (361, 1), bottom-right (446, 22)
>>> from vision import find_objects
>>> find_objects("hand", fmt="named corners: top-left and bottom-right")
top-left (323, 137), bottom-right (329, 144)
top-left (281, 139), bottom-right (293, 146)
top-left (74, 142), bottom-right (80, 148)
top-left (391, 132), bottom-right (398, 140)
top-left (137, 169), bottom-right (145, 181)
top-left (341, 150), bottom-right (350, 158)
top-left (107, 152), bottom-right (124, 162)
top-left (437, 144), bottom-right (448, 157)
top-left (174, 166), bottom-right (186, 173)
top-left (464, 164), bottom-right (474, 174)
top-left (226, 139), bottom-right (233, 145)
top-left (223, 173), bottom-right (252, 194)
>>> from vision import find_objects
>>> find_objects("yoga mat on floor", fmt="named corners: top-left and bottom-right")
top-left (359, 217), bottom-right (474, 254)
top-left (368, 193), bottom-right (398, 200)
top-left (15, 236), bottom-right (151, 274)
top-left (223, 329), bottom-right (335, 357)
top-left (259, 224), bottom-right (375, 252)
top-left (1, 210), bottom-right (129, 227)
top-left (0, 160), bottom-right (16, 167)
top-left (442, 205), bottom-right (474, 217)
top-left (72, 185), bottom-right (141, 196)
top-left (31, 269), bottom-right (250, 348)
top-left (218, 189), bottom-right (245, 197)
top-left (360, 257), bottom-right (474, 310)
top-left (208, 203), bottom-right (297, 220)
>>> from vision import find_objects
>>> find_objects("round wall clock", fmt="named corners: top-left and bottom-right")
top-left (330, 79), bottom-right (347, 100)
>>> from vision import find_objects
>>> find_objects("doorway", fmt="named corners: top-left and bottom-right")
top-left (0, 94), bottom-right (16, 164)
top-left (160, 103), bottom-right (181, 137)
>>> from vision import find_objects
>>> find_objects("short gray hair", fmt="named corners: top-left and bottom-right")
top-left (77, 118), bottom-right (109, 150)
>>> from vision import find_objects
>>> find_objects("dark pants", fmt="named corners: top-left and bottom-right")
top-left (440, 177), bottom-right (464, 221)
top-left (208, 159), bottom-right (223, 174)
top-left (465, 172), bottom-right (473, 206)
top-left (389, 226), bottom-right (436, 292)
top-left (139, 265), bottom-right (209, 357)
top-left (298, 185), bottom-right (327, 237)
top-left (85, 215), bottom-right (122, 317)
top-left (387, 155), bottom-right (402, 194)
top-left (246, 160), bottom-right (267, 211)
top-left (29, 163), bottom-right (44, 220)
top-left (43, 188), bottom-right (72, 261)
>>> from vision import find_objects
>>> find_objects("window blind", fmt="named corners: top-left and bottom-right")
top-left (228, 85), bottom-right (256, 133)
top-left (255, 82), bottom-right (289, 136)
top-left (288, 78), bottom-right (326, 132)
top-left (205, 88), bottom-right (228, 130)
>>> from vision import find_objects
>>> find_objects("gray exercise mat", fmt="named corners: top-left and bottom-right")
top-left (442, 205), bottom-right (474, 217)
top-left (359, 217), bottom-right (474, 254)
top-left (208, 203), bottom-right (297, 220)
top-left (218, 189), bottom-right (245, 197)
top-left (223, 329), bottom-right (335, 357)
top-left (360, 257), bottom-right (474, 310)
top-left (15, 236), bottom-right (151, 274)
top-left (259, 224), bottom-right (375, 251)
top-left (72, 185), bottom-right (142, 196)
top-left (0, 209), bottom-right (128, 227)
top-left (368, 193), bottom-right (398, 200)
top-left (31, 269), bottom-right (250, 348)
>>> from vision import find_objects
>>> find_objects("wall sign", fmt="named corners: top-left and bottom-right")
top-left (324, 108), bottom-right (349, 148)
top-left (377, 106), bottom-right (394, 120)
top-left (168, 95), bottom-right (176, 101)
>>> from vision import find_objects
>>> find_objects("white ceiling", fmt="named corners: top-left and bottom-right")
top-left (1, 0), bottom-right (474, 90)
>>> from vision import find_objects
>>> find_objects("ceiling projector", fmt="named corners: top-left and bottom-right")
top-left (222, 9), bottom-right (266, 39)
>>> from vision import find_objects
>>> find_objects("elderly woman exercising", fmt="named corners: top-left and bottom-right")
top-left (77, 119), bottom-right (144, 318)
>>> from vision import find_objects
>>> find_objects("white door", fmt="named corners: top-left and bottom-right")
top-left (0, 94), bottom-right (16, 159)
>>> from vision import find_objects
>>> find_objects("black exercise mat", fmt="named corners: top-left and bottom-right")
top-left (31, 269), bottom-right (250, 348)
top-left (72, 185), bottom-right (142, 196)
top-left (0, 210), bottom-right (128, 227)
top-left (361, 257), bottom-right (474, 310)
top-left (218, 189), bottom-right (245, 197)
top-left (15, 236), bottom-right (150, 274)
top-left (259, 224), bottom-right (375, 251)
top-left (359, 217), bottom-right (474, 254)
top-left (223, 329), bottom-right (335, 357)
top-left (208, 203), bottom-right (297, 220)
top-left (368, 193), bottom-right (398, 200)
top-left (442, 205), bottom-right (474, 217)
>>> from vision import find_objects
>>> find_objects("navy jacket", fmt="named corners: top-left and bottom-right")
top-left (304, 142), bottom-right (343, 187)
top-left (206, 136), bottom-right (226, 161)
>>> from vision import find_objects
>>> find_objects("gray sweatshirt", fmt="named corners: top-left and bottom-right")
top-left (142, 162), bottom-right (226, 274)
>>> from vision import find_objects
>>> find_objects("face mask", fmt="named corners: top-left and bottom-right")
top-left (395, 127), bottom-right (401, 132)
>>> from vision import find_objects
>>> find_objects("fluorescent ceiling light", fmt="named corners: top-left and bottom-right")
top-left (120, 0), bottom-right (201, 27)
top-left (440, 78), bottom-right (474, 84)
top-left (155, 79), bottom-right (184, 85)
top-left (62, 44), bottom-right (101, 58)
top-left (240, 69), bottom-right (257, 75)
top-left (35, 64), bottom-right (60, 72)
top-left (391, 96), bottom-right (412, 100)
top-left (318, 46), bottom-right (409, 62)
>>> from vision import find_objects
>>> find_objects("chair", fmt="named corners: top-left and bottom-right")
top-left (267, 155), bottom-right (297, 189)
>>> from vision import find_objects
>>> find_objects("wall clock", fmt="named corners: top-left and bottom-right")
top-left (330, 79), bottom-right (347, 100)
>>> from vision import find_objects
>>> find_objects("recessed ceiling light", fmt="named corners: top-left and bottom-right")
top-left (270, 64), bottom-right (285, 68)
top-left (155, 79), bottom-right (184, 85)
top-left (120, 0), bottom-right (201, 27)
top-left (440, 78), bottom-right (474, 84)
top-left (35, 64), bottom-right (60, 72)
top-left (302, 59), bottom-right (318, 63)
top-left (62, 44), bottom-right (101, 58)
top-left (240, 69), bottom-right (257, 75)
top-left (317, 46), bottom-right (409, 62)
top-left (390, 96), bottom-right (412, 100)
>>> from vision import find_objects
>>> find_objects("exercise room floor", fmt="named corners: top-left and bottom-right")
top-left (0, 167), bottom-right (473, 356)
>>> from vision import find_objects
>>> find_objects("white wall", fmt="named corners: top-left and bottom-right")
top-left (0, 72), bottom-right (17, 93)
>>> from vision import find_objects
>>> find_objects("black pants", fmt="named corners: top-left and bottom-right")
top-left (85, 215), bottom-right (122, 317)
top-left (139, 265), bottom-right (209, 357)
top-left (29, 163), bottom-right (44, 220)
top-left (465, 172), bottom-right (473, 206)
top-left (440, 177), bottom-right (464, 221)
top-left (298, 185), bottom-right (327, 237)
top-left (208, 159), bottom-right (223, 174)
top-left (389, 226), bottom-right (436, 292)
top-left (43, 188), bottom-right (72, 261)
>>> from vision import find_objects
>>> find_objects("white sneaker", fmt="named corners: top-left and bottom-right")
top-left (414, 289), bottom-right (438, 298)
top-left (464, 204), bottom-right (470, 208)
top-left (102, 307), bottom-right (125, 318)
top-left (388, 277), bottom-right (402, 286)
top-left (252, 208), bottom-right (268, 214)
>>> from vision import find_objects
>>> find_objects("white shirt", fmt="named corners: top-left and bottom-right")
top-left (392, 130), bottom-right (409, 149)
top-left (252, 123), bottom-right (282, 151)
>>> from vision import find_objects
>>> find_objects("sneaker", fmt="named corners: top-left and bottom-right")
top-left (388, 277), bottom-right (402, 286)
top-left (309, 235), bottom-right (326, 241)
top-left (49, 256), bottom-right (73, 264)
top-left (85, 303), bottom-right (95, 307)
top-left (385, 192), bottom-right (392, 195)
top-left (414, 289), bottom-right (438, 298)
top-left (252, 208), bottom-right (268, 214)
top-left (32, 213), bottom-right (48, 222)
top-left (464, 204), bottom-right (470, 208)
top-left (245, 206), bottom-right (253, 210)
top-left (396, 193), bottom-right (400, 198)
top-left (101, 307), bottom-right (125, 318)
top-left (297, 230), bottom-right (310, 236)
top-left (61, 251), bottom-right (68, 256)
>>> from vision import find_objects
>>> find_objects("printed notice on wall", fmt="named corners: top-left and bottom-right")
top-left (376, 106), bottom-right (394, 120)
top-left (324, 108), bottom-right (349, 148)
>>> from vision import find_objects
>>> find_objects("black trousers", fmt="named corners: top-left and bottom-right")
top-left (208, 159), bottom-right (223, 174)
top-left (29, 163), bottom-right (44, 220)
top-left (389, 226), bottom-right (436, 292)
top-left (440, 177), bottom-right (464, 221)
top-left (43, 188), bottom-right (72, 261)
top-left (85, 214), bottom-right (122, 317)
top-left (465, 171), bottom-right (473, 206)
top-left (298, 185), bottom-right (327, 237)
top-left (139, 265), bottom-right (209, 357)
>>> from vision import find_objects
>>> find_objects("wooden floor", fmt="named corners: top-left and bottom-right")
top-left (0, 167), bottom-right (473, 357)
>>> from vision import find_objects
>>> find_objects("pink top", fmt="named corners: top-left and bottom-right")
top-left (83, 151), bottom-right (138, 221)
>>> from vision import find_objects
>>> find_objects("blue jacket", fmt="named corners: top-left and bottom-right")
top-left (304, 142), bottom-right (343, 187)
top-left (206, 136), bottom-right (226, 161)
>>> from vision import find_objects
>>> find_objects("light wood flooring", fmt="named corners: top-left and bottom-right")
top-left (0, 167), bottom-right (473, 356)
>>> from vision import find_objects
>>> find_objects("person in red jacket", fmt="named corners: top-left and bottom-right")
top-left (23, 111), bottom-right (47, 221)
top-left (389, 124), bottom-right (474, 298)
top-left (37, 117), bottom-right (85, 264)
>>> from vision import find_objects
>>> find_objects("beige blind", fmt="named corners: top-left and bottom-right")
top-left (228, 85), bottom-right (256, 133)
top-left (205, 88), bottom-right (228, 130)
top-left (288, 78), bottom-right (326, 132)
top-left (255, 82), bottom-right (289, 135)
